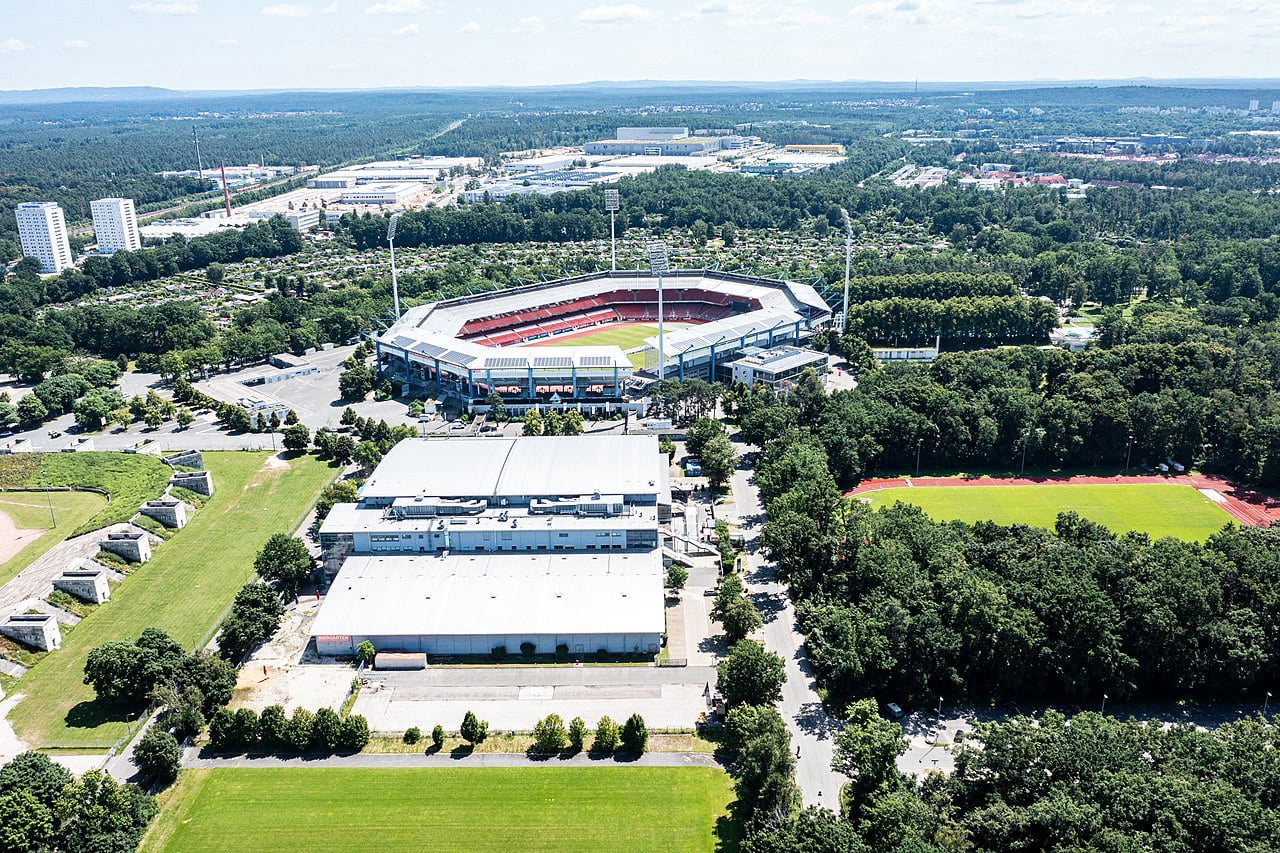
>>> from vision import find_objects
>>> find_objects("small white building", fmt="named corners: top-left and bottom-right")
top-left (726, 345), bottom-right (828, 390)
top-left (339, 182), bottom-right (424, 206)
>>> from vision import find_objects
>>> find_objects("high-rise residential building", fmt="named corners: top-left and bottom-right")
top-left (90, 197), bottom-right (141, 255)
top-left (15, 202), bottom-right (74, 274)
top-left (1249, 99), bottom-right (1261, 111)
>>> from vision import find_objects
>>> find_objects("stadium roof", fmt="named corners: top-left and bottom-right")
top-left (310, 551), bottom-right (664, 638)
top-left (359, 435), bottom-right (664, 501)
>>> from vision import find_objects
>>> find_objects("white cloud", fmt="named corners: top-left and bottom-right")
top-left (510, 15), bottom-right (544, 33)
top-left (364, 0), bottom-right (424, 13)
top-left (321, 1), bottom-right (339, 10)
top-left (576, 3), bottom-right (654, 25)
top-left (215, 37), bottom-right (240, 45)
top-left (128, 1), bottom-right (199, 13)
top-left (262, 3), bottom-right (312, 16)
top-left (392, 22), bottom-right (419, 35)
top-left (63, 39), bottom-right (90, 49)
top-left (334, 60), bottom-right (359, 69)
top-left (457, 20), bottom-right (481, 32)
top-left (0, 38), bottom-right (31, 52)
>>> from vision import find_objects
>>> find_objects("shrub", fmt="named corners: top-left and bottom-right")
top-left (356, 641), bottom-right (376, 667)
top-left (597, 648), bottom-right (610, 658)
top-left (621, 714), bottom-right (648, 754)
top-left (404, 726), bottom-right (422, 745)
top-left (311, 708), bottom-right (343, 751)
top-left (460, 711), bottom-right (488, 745)
top-left (594, 716), bottom-right (620, 754)
top-left (339, 715), bottom-right (370, 752)
top-left (490, 645), bottom-right (507, 661)
top-left (133, 730), bottom-right (180, 784)
top-left (520, 641), bottom-right (536, 657)
top-left (555, 643), bottom-right (569, 658)
top-left (532, 714), bottom-right (567, 753)
top-left (432, 725), bottom-right (445, 749)
top-left (568, 717), bottom-right (588, 752)
top-left (285, 708), bottom-right (314, 751)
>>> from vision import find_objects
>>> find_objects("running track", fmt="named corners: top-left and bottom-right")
top-left (846, 473), bottom-right (1278, 528)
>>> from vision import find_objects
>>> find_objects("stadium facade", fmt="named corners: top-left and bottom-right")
top-left (312, 435), bottom-right (670, 657)
top-left (375, 269), bottom-right (830, 413)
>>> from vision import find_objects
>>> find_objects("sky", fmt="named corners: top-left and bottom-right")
top-left (0, 0), bottom-right (1277, 91)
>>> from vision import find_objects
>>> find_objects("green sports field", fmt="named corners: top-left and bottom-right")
top-left (866, 484), bottom-right (1234, 542)
top-left (143, 767), bottom-right (740, 852)
top-left (537, 322), bottom-right (693, 351)
top-left (0, 491), bottom-right (107, 588)
top-left (6, 451), bottom-right (335, 749)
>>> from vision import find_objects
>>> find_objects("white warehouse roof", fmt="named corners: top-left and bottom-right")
top-left (311, 551), bottom-right (664, 639)
top-left (360, 435), bottom-right (664, 501)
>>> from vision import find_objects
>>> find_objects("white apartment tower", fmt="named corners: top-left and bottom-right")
top-left (15, 202), bottom-right (74, 274)
top-left (90, 198), bottom-right (141, 255)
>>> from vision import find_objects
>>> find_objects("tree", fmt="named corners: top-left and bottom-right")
top-left (720, 596), bottom-right (763, 643)
top-left (285, 708), bottom-right (314, 751)
top-left (0, 790), bottom-right (54, 853)
top-left (742, 808), bottom-right (868, 853)
top-left (254, 533), bottom-right (313, 594)
top-left (665, 564), bottom-right (689, 592)
top-left (568, 716), bottom-right (588, 752)
top-left (404, 726), bottom-right (421, 744)
top-left (83, 641), bottom-right (155, 704)
top-left (208, 707), bottom-right (236, 750)
top-left (133, 729), bottom-right (180, 784)
top-left (717, 640), bottom-right (786, 708)
top-left (700, 433), bottom-right (738, 489)
top-left (562, 409), bottom-right (584, 436)
top-left (231, 708), bottom-right (260, 746)
top-left (16, 394), bottom-right (47, 424)
top-left (74, 388), bottom-right (125, 431)
top-left (355, 641), bottom-right (376, 667)
top-left (432, 724), bottom-right (445, 749)
top-left (330, 433), bottom-right (356, 463)
top-left (620, 713), bottom-right (648, 754)
top-left (533, 714), bottom-right (568, 753)
top-left (281, 423), bottom-right (310, 452)
top-left (0, 751), bottom-right (72, 808)
top-left (206, 262), bottom-right (225, 283)
top-left (485, 390), bottom-right (507, 422)
top-left (311, 707), bottom-right (342, 752)
top-left (338, 363), bottom-right (375, 401)
top-left (460, 710), bottom-right (488, 745)
top-left (175, 406), bottom-right (195, 429)
top-left (723, 704), bottom-right (801, 820)
top-left (53, 769), bottom-right (157, 853)
top-left (593, 716), bottom-right (620, 753)
top-left (340, 714), bottom-right (371, 751)
top-left (522, 408), bottom-right (544, 436)
top-left (258, 705), bottom-right (289, 748)
top-left (217, 583), bottom-right (284, 662)
top-left (832, 699), bottom-right (907, 814)
top-left (684, 417), bottom-right (725, 459)
top-left (352, 440), bottom-right (383, 472)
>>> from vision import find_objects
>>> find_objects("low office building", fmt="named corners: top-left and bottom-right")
top-left (724, 345), bottom-right (828, 389)
top-left (313, 435), bottom-right (669, 657)
top-left (339, 182), bottom-right (423, 206)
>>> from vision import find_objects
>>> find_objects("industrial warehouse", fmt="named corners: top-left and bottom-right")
top-left (312, 435), bottom-right (670, 657)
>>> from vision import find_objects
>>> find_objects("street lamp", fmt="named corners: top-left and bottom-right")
top-left (604, 189), bottom-right (620, 272)
top-left (41, 468), bottom-right (56, 528)
top-left (915, 437), bottom-right (924, 477)
top-left (387, 213), bottom-right (402, 320)
top-left (1125, 433), bottom-right (1135, 474)
top-left (1101, 693), bottom-right (1109, 715)
top-left (646, 241), bottom-right (670, 382)
top-left (1264, 691), bottom-right (1273, 718)
top-left (1019, 429), bottom-right (1030, 476)
top-left (837, 208), bottom-right (853, 334)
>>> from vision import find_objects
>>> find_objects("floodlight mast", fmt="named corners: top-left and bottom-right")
top-left (604, 189), bottom-right (620, 271)
top-left (645, 241), bottom-right (670, 381)
top-left (388, 213), bottom-right (402, 320)
top-left (838, 208), bottom-right (853, 334)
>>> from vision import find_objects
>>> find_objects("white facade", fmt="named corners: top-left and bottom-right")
top-left (90, 198), bottom-right (141, 254)
top-left (339, 182), bottom-right (423, 205)
top-left (15, 202), bottom-right (74, 273)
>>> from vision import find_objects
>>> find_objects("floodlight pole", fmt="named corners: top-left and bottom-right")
top-left (387, 213), bottom-right (402, 320)
top-left (645, 241), bottom-right (670, 382)
top-left (839, 208), bottom-right (853, 334)
top-left (605, 189), bottom-right (620, 272)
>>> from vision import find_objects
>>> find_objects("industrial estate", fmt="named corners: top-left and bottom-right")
top-left (1, 51), bottom-right (1280, 853)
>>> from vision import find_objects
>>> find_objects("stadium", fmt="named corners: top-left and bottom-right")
top-left (375, 269), bottom-right (831, 412)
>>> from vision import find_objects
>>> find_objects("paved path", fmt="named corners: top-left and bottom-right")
top-left (731, 447), bottom-right (844, 811)
top-left (182, 746), bottom-right (722, 769)
top-left (0, 522), bottom-right (136, 623)
top-left (848, 473), bottom-right (1279, 528)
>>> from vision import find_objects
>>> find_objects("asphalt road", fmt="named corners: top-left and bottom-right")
top-left (731, 447), bottom-right (845, 811)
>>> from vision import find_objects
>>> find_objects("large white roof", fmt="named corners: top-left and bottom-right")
top-left (311, 551), bottom-right (664, 638)
top-left (360, 435), bottom-right (664, 501)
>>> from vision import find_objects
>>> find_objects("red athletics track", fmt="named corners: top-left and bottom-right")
top-left (846, 473), bottom-right (1279, 528)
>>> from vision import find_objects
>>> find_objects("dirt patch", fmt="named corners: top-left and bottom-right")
top-left (0, 508), bottom-right (42, 564)
top-left (262, 453), bottom-right (290, 471)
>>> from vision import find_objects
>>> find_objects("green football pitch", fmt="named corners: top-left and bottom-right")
top-left (143, 767), bottom-right (740, 852)
top-left (535, 322), bottom-right (692, 351)
top-left (866, 483), bottom-right (1234, 542)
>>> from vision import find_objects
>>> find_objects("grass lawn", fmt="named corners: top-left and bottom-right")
top-left (143, 767), bottom-right (740, 853)
top-left (538, 322), bottom-right (692, 351)
top-left (0, 452), bottom-right (171, 535)
top-left (867, 483), bottom-right (1234, 542)
top-left (6, 452), bottom-right (335, 749)
top-left (0, 491), bottom-right (107, 587)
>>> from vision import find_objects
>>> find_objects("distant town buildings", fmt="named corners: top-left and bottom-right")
top-left (15, 201), bottom-right (74, 274)
top-left (90, 197), bottom-right (141, 255)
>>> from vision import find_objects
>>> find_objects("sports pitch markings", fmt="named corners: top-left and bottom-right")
top-left (529, 322), bottom-right (694, 351)
top-left (861, 482), bottom-right (1235, 542)
top-left (143, 766), bottom-right (739, 852)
